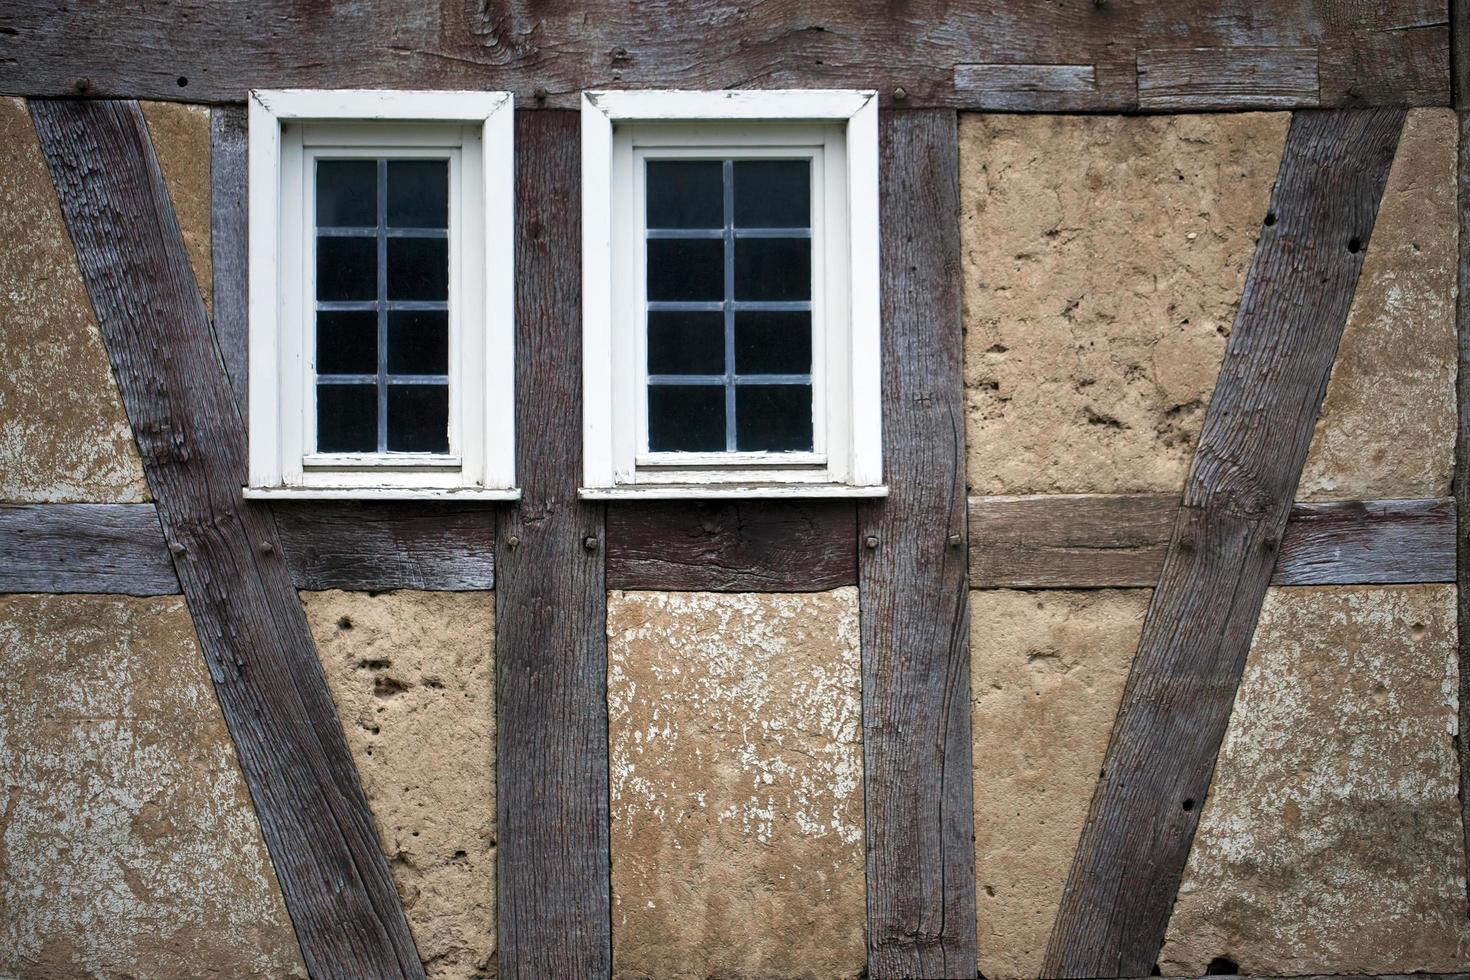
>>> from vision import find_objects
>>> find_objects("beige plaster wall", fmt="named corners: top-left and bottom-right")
top-left (302, 590), bottom-right (496, 980)
top-left (0, 97), bottom-right (149, 503)
top-left (960, 112), bottom-right (1289, 495)
top-left (970, 589), bottom-right (1150, 980)
top-left (1298, 108), bottom-right (1458, 501)
top-left (1162, 585), bottom-right (1470, 975)
top-left (0, 594), bottom-right (304, 978)
top-left (140, 100), bottom-right (214, 315)
top-left (607, 589), bottom-right (865, 980)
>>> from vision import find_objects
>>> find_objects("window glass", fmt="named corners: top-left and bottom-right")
top-left (644, 158), bottom-right (814, 454)
top-left (314, 157), bottom-right (450, 454)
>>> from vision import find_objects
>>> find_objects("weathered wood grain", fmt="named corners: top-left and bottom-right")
top-left (968, 494), bottom-right (1455, 588)
top-left (209, 104), bottom-right (247, 406)
top-left (0, 503), bottom-right (178, 595)
top-left (1457, 107), bottom-right (1470, 916)
top-left (1137, 46), bottom-right (1319, 109)
top-left (274, 503), bottom-right (495, 591)
top-left (1455, 0), bottom-right (1470, 106)
top-left (0, 2), bottom-right (1448, 110)
top-left (31, 98), bottom-right (424, 979)
top-left (494, 110), bottom-right (611, 977)
top-left (859, 110), bottom-right (976, 978)
top-left (952, 63), bottom-right (1107, 112)
top-left (1043, 108), bottom-right (1405, 978)
top-left (606, 501), bottom-right (855, 592)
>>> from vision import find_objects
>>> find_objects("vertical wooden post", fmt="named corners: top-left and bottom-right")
top-left (1456, 109), bottom-right (1470, 915)
top-left (859, 108), bottom-right (977, 978)
top-left (494, 109), bottom-right (613, 976)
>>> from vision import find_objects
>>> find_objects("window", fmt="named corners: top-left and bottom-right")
top-left (246, 90), bottom-right (516, 499)
top-left (581, 90), bottom-right (885, 498)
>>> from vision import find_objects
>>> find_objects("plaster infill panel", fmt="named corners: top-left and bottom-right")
top-left (140, 100), bottom-right (213, 315)
top-left (970, 588), bottom-right (1150, 980)
top-left (607, 588), bottom-right (864, 980)
top-left (1298, 108), bottom-right (1458, 501)
top-left (1161, 585), bottom-right (1470, 976)
top-left (960, 111), bottom-right (1288, 495)
top-left (0, 594), bottom-right (305, 978)
top-left (0, 97), bottom-right (149, 503)
top-left (302, 589), bottom-right (496, 980)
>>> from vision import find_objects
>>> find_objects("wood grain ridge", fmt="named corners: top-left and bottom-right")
top-left (30, 98), bottom-right (425, 979)
top-left (1043, 107), bottom-right (1406, 978)
top-left (859, 109), bottom-right (977, 978)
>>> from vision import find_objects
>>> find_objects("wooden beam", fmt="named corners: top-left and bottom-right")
top-left (30, 98), bottom-right (424, 979)
top-left (969, 494), bottom-right (1455, 589)
top-left (1043, 108), bottom-right (1405, 978)
top-left (0, 2), bottom-right (1448, 111)
top-left (274, 503), bottom-right (495, 591)
top-left (0, 503), bottom-right (177, 595)
top-left (606, 501), bottom-right (855, 592)
top-left (209, 103), bottom-right (247, 405)
top-left (1456, 107), bottom-right (1470, 918)
top-left (494, 110), bottom-right (611, 977)
top-left (859, 109), bottom-right (976, 978)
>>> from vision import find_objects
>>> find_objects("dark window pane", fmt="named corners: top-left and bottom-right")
top-left (317, 383), bottom-right (377, 452)
top-left (316, 160), bottom-right (377, 227)
top-left (736, 384), bottom-right (812, 452)
top-left (733, 238), bottom-right (809, 301)
top-left (316, 236), bottom-right (377, 301)
top-left (387, 384), bottom-right (450, 453)
top-left (733, 160), bottom-right (809, 228)
top-left (387, 160), bottom-right (448, 228)
top-left (316, 310), bottom-right (378, 376)
top-left (648, 310), bottom-right (724, 375)
top-left (387, 310), bottom-right (449, 375)
top-left (646, 160), bottom-right (723, 229)
top-left (648, 385), bottom-right (724, 452)
top-left (735, 310), bottom-right (811, 375)
top-left (387, 237), bottom-right (448, 301)
top-left (647, 238), bottom-right (723, 302)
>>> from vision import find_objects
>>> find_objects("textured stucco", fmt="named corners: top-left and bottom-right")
top-left (302, 590), bottom-right (496, 979)
top-left (607, 589), bottom-right (864, 980)
top-left (0, 97), bottom-right (149, 503)
top-left (0, 594), bottom-right (304, 978)
top-left (970, 589), bottom-right (1150, 979)
top-left (1162, 585), bottom-right (1470, 975)
top-left (961, 112), bottom-right (1289, 495)
top-left (140, 101), bottom-right (213, 315)
top-left (1298, 108), bottom-right (1458, 500)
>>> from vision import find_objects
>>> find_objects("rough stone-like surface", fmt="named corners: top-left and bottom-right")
top-left (1161, 585), bottom-right (1470, 976)
top-left (140, 101), bottom-right (213, 314)
top-left (607, 589), bottom-right (864, 980)
top-left (302, 590), bottom-right (495, 980)
top-left (1299, 109), bottom-right (1458, 500)
top-left (970, 589), bottom-right (1150, 979)
top-left (0, 593), bottom-right (305, 978)
top-left (0, 97), bottom-right (149, 503)
top-left (960, 112), bottom-right (1289, 495)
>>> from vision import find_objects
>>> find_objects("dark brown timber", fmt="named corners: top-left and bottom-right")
top-left (606, 501), bottom-right (856, 592)
top-left (0, 503), bottom-right (178, 595)
top-left (0, 2), bottom-right (1448, 111)
top-left (494, 110), bottom-right (611, 976)
top-left (1043, 108), bottom-right (1405, 978)
top-left (274, 503), bottom-right (495, 591)
top-left (968, 494), bottom-right (1455, 589)
top-left (31, 98), bottom-right (424, 979)
top-left (209, 103), bottom-right (248, 405)
top-left (859, 110), bottom-right (976, 977)
top-left (1457, 107), bottom-right (1470, 915)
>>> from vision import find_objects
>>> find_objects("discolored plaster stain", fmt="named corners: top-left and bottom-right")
top-left (302, 590), bottom-right (496, 980)
top-left (0, 594), bottom-right (305, 978)
top-left (1298, 108), bottom-right (1458, 501)
top-left (607, 588), bottom-right (864, 980)
top-left (0, 97), bottom-right (149, 503)
top-left (970, 588), bottom-right (1150, 980)
top-left (960, 112), bottom-right (1288, 495)
top-left (140, 101), bottom-right (214, 315)
top-left (1161, 585), bottom-right (1470, 976)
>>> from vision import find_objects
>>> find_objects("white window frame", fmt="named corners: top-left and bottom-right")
top-left (245, 89), bottom-right (517, 500)
top-left (580, 90), bottom-right (886, 499)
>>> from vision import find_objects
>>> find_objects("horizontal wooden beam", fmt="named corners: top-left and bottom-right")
top-left (0, 2), bottom-right (1448, 111)
top-left (273, 502), bottom-right (495, 591)
top-left (0, 503), bottom-right (178, 595)
top-left (969, 495), bottom-right (1454, 589)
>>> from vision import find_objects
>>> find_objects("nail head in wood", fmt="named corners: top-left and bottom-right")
top-left (583, 535), bottom-right (598, 551)
top-left (259, 540), bottom-right (274, 554)
top-left (865, 534), bottom-right (879, 549)
top-left (947, 532), bottom-right (962, 549)
top-left (507, 534), bottom-right (520, 549)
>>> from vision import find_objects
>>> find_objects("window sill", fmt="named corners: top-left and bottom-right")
top-left (242, 486), bottom-right (521, 502)
top-left (579, 483), bottom-right (888, 500)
